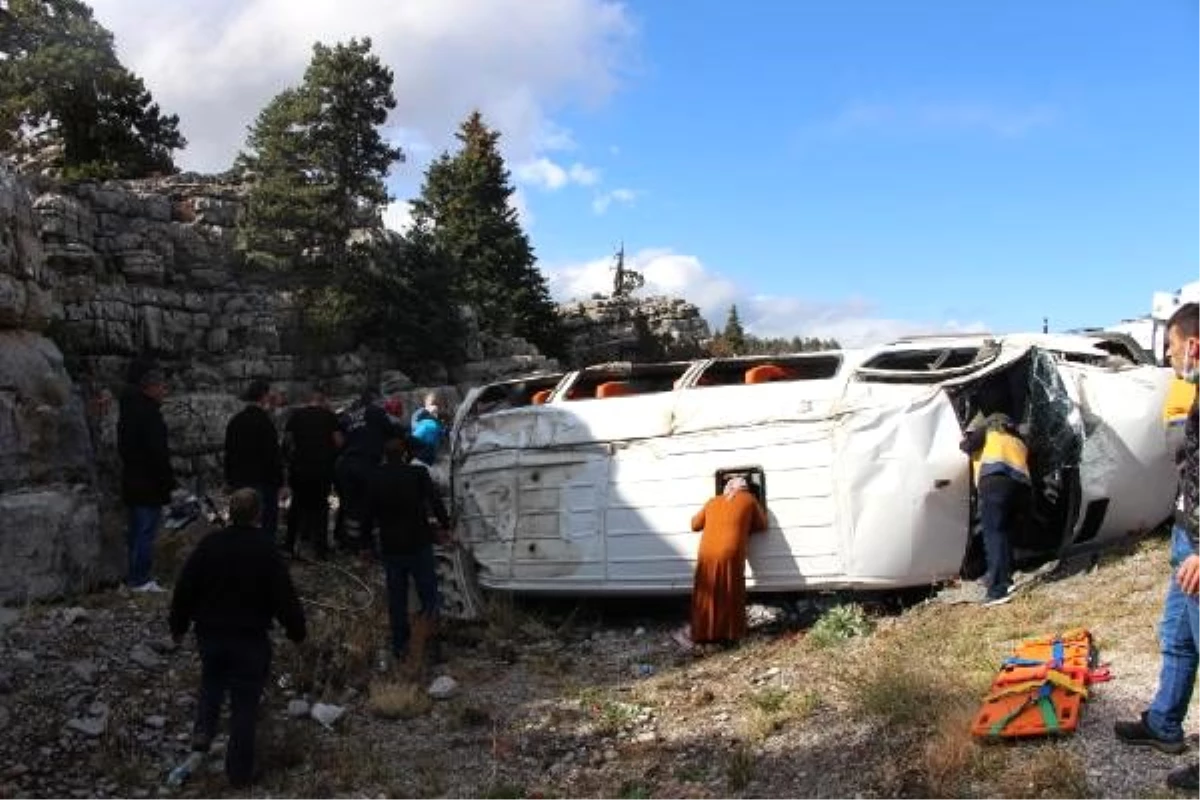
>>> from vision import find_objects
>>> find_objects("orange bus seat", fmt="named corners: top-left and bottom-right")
top-left (531, 389), bottom-right (551, 405)
top-left (745, 364), bottom-right (792, 384)
top-left (596, 381), bottom-right (633, 399)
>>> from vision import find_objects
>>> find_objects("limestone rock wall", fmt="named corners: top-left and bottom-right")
top-left (558, 295), bottom-right (711, 366)
top-left (0, 168), bottom-right (112, 602)
top-left (0, 164), bottom-right (708, 603)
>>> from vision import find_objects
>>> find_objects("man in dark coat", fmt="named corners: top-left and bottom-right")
top-left (224, 380), bottom-right (285, 540)
top-left (369, 434), bottom-right (451, 663)
top-left (169, 488), bottom-right (306, 789)
top-left (283, 384), bottom-right (342, 558)
top-left (117, 368), bottom-right (175, 592)
top-left (334, 388), bottom-right (400, 553)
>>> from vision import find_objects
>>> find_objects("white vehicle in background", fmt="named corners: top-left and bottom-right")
top-left (446, 332), bottom-right (1176, 597)
top-left (1084, 279), bottom-right (1200, 365)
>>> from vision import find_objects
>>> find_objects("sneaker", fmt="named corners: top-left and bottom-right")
top-left (983, 592), bottom-right (1014, 607)
top-left (1167, 763), bottom-right (1199, 792)
top-left (1114, 713), bottom-right (1188, 755)
top-left (132, 580), bottom-right (166, 594)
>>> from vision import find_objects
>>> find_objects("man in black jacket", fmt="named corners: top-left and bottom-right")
top-left (117, 368), bottom-right (175, 592)
top-left (369, 435), bottom-right (451, 663)
top-left (335, 388), bottom-right (399, 553)
top-left (169, 488), bottom-right (307, 789)
top-left (224, 380), bottom-right (285, 540)
top-left (283, 385), bottom-right (342, 559)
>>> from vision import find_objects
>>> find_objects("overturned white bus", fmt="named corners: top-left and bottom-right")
top-left (445, 333), bottom-right (1176, 597)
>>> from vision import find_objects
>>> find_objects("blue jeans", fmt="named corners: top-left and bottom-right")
top-left (127, 505), bottom-right (162, 587)
top-left (1146, 525), bottom-right (1199, 742)
top-left (382, 545), bottom-right (440, 657)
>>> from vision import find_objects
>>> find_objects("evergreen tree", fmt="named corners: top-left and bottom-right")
top-left (410, 111), bottom-right (564, 359)
top-left (722, 304), bottom-right (746, 354)
top-left (348, 223), bottom-right (464, 368)
top-left (236, 37), bottom-right (401, 278)
top-left (0, 0), bottom-right (185, 178)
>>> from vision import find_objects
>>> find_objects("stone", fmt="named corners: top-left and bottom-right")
top-left (0, 273), bottom-right (28, 329)
top-left (428, 675), bottom-right (458, 700)
top-left (70, 660), bottom-right (98, 683)
top-left (144, 715), bottom-right (166, 729)
top-left (129, 644), bottom-right (163, 670)
top-left (287, 699), bottom-right (310, 719)
top-left (310, 703), bottom-right (345, 729)
top-left (61, 607), bottom-right (88, 625)
top-left (0, 487), bottom-right (103, 604)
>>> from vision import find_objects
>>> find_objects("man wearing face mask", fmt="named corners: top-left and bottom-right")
top-left (1114, 302), bottom-right (1199, 793)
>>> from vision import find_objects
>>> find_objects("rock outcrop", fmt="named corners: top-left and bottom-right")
top-left (0, 169), bottom-right (110, 601)
top-left (0, 165), bottom-right (714, 603)
top-left (558, 295), bottom-right (711, 366)
top-left (0, 166), bottom-right (563, 602)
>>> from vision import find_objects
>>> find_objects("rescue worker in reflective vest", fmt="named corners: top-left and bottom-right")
top-left (960, 410), bottom-right (1030, 606)
top-left (1163, 374), bottom-right (1197, 459)
top-left (1114, 302), bottom-right (1199, 793)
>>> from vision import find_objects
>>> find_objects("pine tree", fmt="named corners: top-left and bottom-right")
top-left (235, 38), bottom-right (402, 356)
top-left (723, 305), bottom-right (747, 354)
top-left (410, 111), bottom-right (564, 359)
top-left (0, 0), bottom-right (185, 178)
top-left (236, 37), bottom-right (401, 279)
top-left (348, 223), bottom-right (464, 368)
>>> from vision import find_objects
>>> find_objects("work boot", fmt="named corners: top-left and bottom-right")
top-left (1166, 762), bottom-right (1198, 792)
top-left (1114, 713), bottom-right (1188, 754)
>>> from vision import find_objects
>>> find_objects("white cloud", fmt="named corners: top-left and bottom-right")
top-left (591, 187), bottom-right (636, 214)
top-left (87, 0), bottom-right (635, 173)
top-left (509, 188), bottom-right (534, 227)
top-left (544, 248), bottom-right (987, 347)
top-left (809, 101), bottom-right (1058, 140)
top-left (514, 158), bottom-right (600, 191)
top-left (381, 200), bottom-right (414, 234)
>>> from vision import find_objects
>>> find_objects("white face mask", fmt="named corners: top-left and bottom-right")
top-left (1183, 348), bottom-right (1199, 385)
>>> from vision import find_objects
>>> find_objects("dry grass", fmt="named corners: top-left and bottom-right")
top-left (725, 743), bottom-right (757, 792)
top-left (741, 687), bottom-right (821, 742)
top-left (796, 529), bottom-right (1171, 798)
top-left (367, 679), bottom-right (432, 720)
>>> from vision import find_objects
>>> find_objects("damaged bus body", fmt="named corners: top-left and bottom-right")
top-left (447, 333), bottom-right (1176, 597)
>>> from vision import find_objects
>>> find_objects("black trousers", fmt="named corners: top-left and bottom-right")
top-left (193, 633), bottom-right (270, 787)
top-left (978, 474), bottom-right (1022, 600)
top-left (334, 456), bottom-right (375, 552)
top-left (286, 471), bottom-right (332, 557)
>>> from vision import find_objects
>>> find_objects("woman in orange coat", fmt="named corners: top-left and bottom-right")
top-left (679, 476), bottom-right (768, 647)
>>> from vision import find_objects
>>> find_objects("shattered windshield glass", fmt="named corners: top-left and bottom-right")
top-left (1026, 347), bottom-right (1085, 488)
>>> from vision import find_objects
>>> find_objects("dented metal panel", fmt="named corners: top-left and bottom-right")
top-left (450, 337), bottom-right (1178, 595)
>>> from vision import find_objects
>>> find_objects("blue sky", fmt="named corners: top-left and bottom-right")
top-left (94, 0), bottom-right (1198, 344)
top-left (525, 1), bottom-right (1198, 340)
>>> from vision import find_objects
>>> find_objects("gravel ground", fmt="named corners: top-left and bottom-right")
top-left (0, 534), bottom-right (1195, 798)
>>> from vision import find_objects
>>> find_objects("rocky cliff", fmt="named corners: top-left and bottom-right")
top-left (0, 169), bottom-right (107, 601)
top-left (0, 167), bottom-right (559, 602)
top-left (558, 295), bottom-right (711, 366)
top-left (0, 165), bottom-right (713, 603)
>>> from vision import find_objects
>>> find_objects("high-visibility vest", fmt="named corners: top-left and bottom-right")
top-left (973, 428), bottom-right (1031, 485)
top-left (1163, 377), bottom-right (1197, 430)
